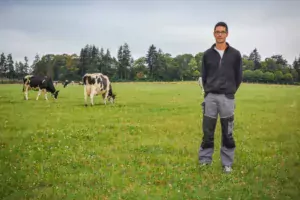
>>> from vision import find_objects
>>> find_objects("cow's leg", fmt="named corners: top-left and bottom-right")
top-left (102, 92), bottom-right (112, 105)
top-left (90, 87), bottom-right (95, 106)
top-left (36, 89), bottom-right (42, 100)
top-left (44, 90), bottom-right (48, 100)
top-left (101, 92), bottom-right (107, 105)
top-left (84, 85), bottom-right (88, 106)
top-left (24, 85), bottom-right (29, 100)
top-left (104, 86), bottom-right (109, 105)
top-left (103, 90), bottom-right (110, 105)
top-left (102, 93), bottom-right (105, 104)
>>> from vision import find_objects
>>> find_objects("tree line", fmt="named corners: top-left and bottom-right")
top-left (0, 43), bottom-right (300, 84)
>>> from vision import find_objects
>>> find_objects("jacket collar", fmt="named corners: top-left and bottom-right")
top-left (211, 42), bottom-right (230, 51)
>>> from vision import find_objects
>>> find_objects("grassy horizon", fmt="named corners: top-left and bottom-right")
top-left (0, 82), bottom-right (299, 199)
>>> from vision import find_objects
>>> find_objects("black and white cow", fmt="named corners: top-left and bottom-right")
top-left (83, 73), bottom-right (116, 106)
top-left (63, 80), bottom-right (75, 88)
top-left (198, 76), bottom-right (204, 94)
top-left (63, 80), bottom-right (69, 88)
top-left (23, 75), bottom-right (60, 100)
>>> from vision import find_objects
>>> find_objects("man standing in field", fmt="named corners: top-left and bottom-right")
top-left (199, 22), bottom-right (243, 173)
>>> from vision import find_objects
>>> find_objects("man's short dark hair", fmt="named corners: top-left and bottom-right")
top-left (214, 22), bottom-right (228, 32)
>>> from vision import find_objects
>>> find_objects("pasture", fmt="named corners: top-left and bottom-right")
top-left (0, 82), bottom-right (299, 199)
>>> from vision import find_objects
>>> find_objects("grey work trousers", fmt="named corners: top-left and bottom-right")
top-left (199, 93), bottom-right (236, 167)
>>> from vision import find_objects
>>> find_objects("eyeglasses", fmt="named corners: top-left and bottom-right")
top-left (214, 31), bottom-right (227, 35)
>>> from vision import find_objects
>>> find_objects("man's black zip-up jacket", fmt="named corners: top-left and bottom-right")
top-left (201, 43), bottom-right (243, 99)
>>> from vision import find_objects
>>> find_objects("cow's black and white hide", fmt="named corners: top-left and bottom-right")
top-left (83, 73), bottom-right (116, 106)
top-left (23, 75), bottom-right (60, 100)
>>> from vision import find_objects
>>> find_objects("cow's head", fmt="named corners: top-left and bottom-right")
top-left (53, 90), bottom-right (60, 99)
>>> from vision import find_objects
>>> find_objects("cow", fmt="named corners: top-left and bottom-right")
top-left (63, 80), bottom-right (70, 88)
top-left (82, 73), bottom-right (116, 106)
top-left (198, 76), bottom-right (204, 94)
top-left (23, 75), bottom-right (60, 100)
top-left (63, 80), bottom-right (75, 88)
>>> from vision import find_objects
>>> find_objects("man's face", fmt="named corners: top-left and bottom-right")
top-left (214, 26), bottom-right (228, 43)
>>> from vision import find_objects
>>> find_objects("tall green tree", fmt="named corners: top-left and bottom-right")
top-left (117, 45), bottom-right (124, 79)
top-left (31, 54), bottom-right (41, 75)
top-left (122, 43), bottom-right (132, 80)
top-left (293, 56), bottom-right (300, 82)
top-left (146, 44), bottom-right (158, 79)
top-left (271, 54), bottom-right (288, 66)
top-left (6, 54), bottom-right (15, 79)
top-left (0, 53), bottom-right (7, 77)
top-left (249, 48), bottom-right (261, 70)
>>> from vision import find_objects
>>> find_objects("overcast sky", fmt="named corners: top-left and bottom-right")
top-left (0, 0), bottom-right (299, 65)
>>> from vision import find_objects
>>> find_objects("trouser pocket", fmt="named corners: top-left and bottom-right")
top-left (220, 115), bottom-right (235, 148)
top-left (201, 115), bottom-right (218, 149)
top-left (219, 95), bottom-right (235, 118)
top-left (201, 101), bottom-right (205, 115)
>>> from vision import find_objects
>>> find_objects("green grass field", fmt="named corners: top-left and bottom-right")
top-left (0, 82), bottom-right (300, 200)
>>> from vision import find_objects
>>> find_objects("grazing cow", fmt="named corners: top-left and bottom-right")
top-left (63, 80), bottom-right (70, 88)
top-left (198, 76), bottom-right (204, 94)
top-left (63, 80), bottom-right (75, 88)
top-left (23, 75), bottom-right (60, 100)
top-left (83, 73), bottom-right (116, 106)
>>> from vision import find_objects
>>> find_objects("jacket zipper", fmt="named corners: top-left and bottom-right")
top-left (216, 51), bottom-right (222, 69)
top-left (214, 47), bottom-right (227, 69)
